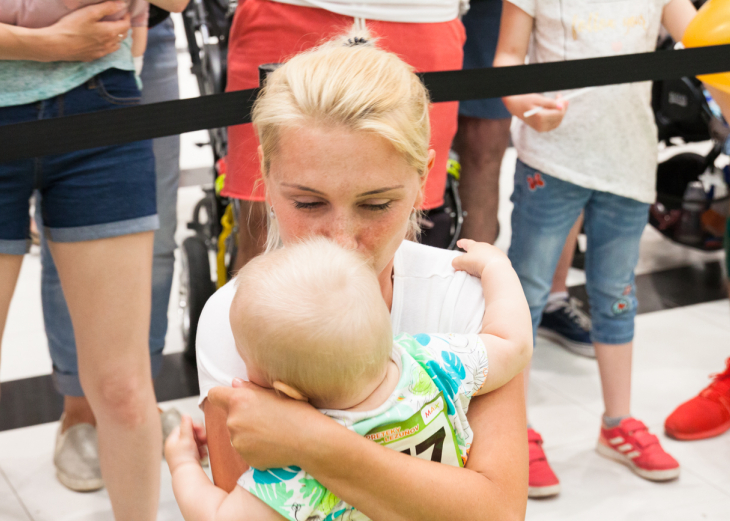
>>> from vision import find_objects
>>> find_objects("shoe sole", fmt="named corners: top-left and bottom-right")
top-left (56, 470), bottom-right (104, 492)
top-left (595, 442), bottom-right (680, 481)
top-left (537, 327), bottom-right (596, 358)
top-left (528, 484), bottom-right (561, 498)
top-left (665, 421), bottom-right (730, 441)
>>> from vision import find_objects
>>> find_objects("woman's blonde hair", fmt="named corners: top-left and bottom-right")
top-left (230, 237), bottom-right (393, 408)
top-left (251, 27), bottom-right (431, 251)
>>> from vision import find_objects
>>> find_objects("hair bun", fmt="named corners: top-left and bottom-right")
top-left (345, 36), bottom-right (371, 47)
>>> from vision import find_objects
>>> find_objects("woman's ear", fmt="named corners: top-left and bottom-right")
top-left (272, 381), bottom-right (309, 402)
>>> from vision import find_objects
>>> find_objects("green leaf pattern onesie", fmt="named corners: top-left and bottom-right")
top-left (237, 332), bottom-right (489, 521)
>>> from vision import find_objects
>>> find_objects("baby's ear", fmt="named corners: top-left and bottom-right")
top-left (272, 381), bottom-right (309, 402)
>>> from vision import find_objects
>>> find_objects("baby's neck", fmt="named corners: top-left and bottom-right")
top-left (342, 359), bottom-right (400, 412)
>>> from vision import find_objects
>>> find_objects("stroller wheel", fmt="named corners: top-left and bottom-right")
top-left (179, 236), bottom-right (215, 363)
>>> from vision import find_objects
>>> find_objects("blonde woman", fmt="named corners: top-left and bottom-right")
top-left (195, 31), bottom-right (528, 520)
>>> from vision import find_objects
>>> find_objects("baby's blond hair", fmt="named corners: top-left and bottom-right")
top-left (230, 238), bottom-right (393, 408)
top-left (252, 28), bottom-right (431, 251)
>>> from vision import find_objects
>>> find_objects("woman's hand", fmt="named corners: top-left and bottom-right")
top-left (207, 379), bottom-right (327, 470)
top-left (452, 238), bottom-right (510, 279)
top-left (165, 415), bottom-right (208, 473)
top-left (503, 93), bottom-right (569, 132)
top-left (43, 1), bottom-right (131, 62)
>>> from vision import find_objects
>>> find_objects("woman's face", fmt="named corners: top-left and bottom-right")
top-left (264, 125), bottom-right (432, 276)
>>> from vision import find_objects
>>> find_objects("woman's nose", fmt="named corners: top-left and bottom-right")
top-left (327, 217), bottom-right (358, 251)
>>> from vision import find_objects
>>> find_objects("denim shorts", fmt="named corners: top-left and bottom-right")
top-left (508, 159), bottom-right (650, 345)
top-left (458, 0), bottom-right (512, 121)
top-left (0, 68), bottom-right (158, 255)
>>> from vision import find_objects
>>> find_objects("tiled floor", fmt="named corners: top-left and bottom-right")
top-left (1, 12), bottom-right (729, 521)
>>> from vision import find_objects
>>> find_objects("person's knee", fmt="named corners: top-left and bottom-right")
top-left (84, 371), bottom-right (153, 428)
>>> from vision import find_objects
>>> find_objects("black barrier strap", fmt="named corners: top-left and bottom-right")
top-left (1, 44), bottom-right (729, 162)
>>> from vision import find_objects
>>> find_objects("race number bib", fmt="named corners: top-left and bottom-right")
top-left (364, 394), bottom-right (463, 468)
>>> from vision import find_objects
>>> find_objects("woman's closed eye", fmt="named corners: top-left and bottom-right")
top-left (293, 200), bottom-right (325, 210)
top-left (361, 199), bottom-right (393, 212)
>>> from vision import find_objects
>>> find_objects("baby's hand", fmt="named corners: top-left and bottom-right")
top-left (452, 239), bottom-right (510, 279)
top-left (164, 415), bottom-right (208, 473)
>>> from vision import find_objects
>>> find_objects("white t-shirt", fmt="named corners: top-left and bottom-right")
top-left (195, 240), bottom-right (486, 406)
top-left (269, 0), bottom-right (469, 24)
top-left (508, 0), bottom-right (672, 204)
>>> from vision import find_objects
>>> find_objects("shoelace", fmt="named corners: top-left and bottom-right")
top-left (556, 298), bottom-right (592, 331)
top-left (702, 358), bottom-right (730, 401)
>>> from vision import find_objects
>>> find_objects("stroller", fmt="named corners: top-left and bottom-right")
top-left (177, 2), bottom-right (465, 361)
top-left (648, 34), bottom-right (730, 252)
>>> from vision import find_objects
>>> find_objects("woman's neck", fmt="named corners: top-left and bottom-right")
top-left (378, 257), bottom-right (396, 312)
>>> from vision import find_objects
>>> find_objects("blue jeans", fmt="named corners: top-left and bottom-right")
top-left (38, 19), bottom-right (180, 396)
top-left (508, 159), bottom-right (650, 346)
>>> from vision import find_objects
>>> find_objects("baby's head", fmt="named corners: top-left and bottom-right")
top-left (230, 238), bottom-right (393, 409)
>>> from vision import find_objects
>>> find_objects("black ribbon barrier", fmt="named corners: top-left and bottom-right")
top-left (1, 44), bottom-right (729, 162)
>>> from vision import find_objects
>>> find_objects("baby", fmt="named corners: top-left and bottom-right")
top-left (166, 238), bottom-right (532, 521)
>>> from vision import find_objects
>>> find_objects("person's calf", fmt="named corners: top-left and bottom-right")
top-left (62, 395), bottom-right (97, 432)
top-left (233, 200), bottom-right (267, 271)
top-left (452, 116), bottom-right (511, 244)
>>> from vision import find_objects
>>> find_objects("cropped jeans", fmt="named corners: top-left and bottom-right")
top-left (508, 159), bottom-right (650, 347)
top-left (38, 18), bottom-right (180, 396)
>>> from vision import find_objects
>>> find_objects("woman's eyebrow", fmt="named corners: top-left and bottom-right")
top-left (357, 185), bottom-right (404, 196)
top-left (281, 183), bottom-right (325, 195)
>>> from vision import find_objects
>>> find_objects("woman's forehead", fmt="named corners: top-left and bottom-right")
top-left (270, 125), bottom-right (417, 191)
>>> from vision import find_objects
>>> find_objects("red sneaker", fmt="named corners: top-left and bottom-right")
top-left (665, 358), bottom-right (730, 441)
top-left (597, 418), bottom-right (680, 481)
top-left (528, 428), bottom-right (560, 498)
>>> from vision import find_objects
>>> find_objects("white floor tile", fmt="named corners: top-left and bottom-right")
top-left (526, 439), bottom-right (730, 521)
top-left (527, 379), bottom-right (601, 450)
top-left (0, 397), bottom-right (206, 521)
top-left (0, 466), bottom-right (32, 521)
top-left (682, 299), bottom-right (730, 333)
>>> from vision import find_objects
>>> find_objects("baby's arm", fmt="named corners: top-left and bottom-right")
top-left (166, 416), bottom-right (285, 521)
top-left (452, 239), bottom-right (533, 394)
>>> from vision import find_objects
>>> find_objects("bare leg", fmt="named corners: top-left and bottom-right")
top-left (550, 214), bottom-right (583, 294)
top-left (49, 233), bottom-right (161, 521)
top-left (62, 396), bottom-right (96, 431)
top-left (0, 254), bottom-right (24, 369)
top-left (595, 341), bottom-right (632, 418)
top-left (232, 200), bottom-right (267, 271)
top-left (451, 116), bottom-right (511, 245)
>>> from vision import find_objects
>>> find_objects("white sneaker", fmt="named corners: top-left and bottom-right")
top-left (54, 414), bottom-right (104, 492)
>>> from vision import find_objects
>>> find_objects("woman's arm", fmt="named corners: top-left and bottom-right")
top-left (204, 399), bottom-right (250, 492)
top-left (494, 1), bottom-right (568, 132)
top-left (208, 378), bottom-right (528, 521)
top-left (0, 1), bottom-right (130, 62)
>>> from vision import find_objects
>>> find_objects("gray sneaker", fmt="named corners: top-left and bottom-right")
top-left (160, 407), bottom-right (209, 467)
top-left (160, 407), bottom-right (183, 446)
top-left (54, 414), bottom-right (104, 492)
